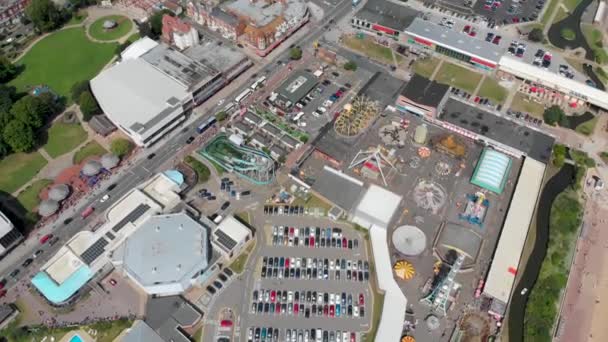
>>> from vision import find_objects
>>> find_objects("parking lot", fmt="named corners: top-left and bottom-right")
top-left (246, 326), bottom-right (360, 342)
top-left (241, 216), bottom-right (371, 341)
top-left (471, 0), bottom-right (546, 25)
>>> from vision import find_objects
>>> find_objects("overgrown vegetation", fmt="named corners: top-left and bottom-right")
top-left (289, 47), bottom-right (302, 60)
top-left (543, 105), bottom-right (568, 126)
top-left (551, 144), bottom-right (567, 167)
top-left (343, 61), bottom-right (357, 71)
top-left (185, 155), bottom-right (210, 183)
top-left (574, 113), bottom-right (597, 136)
top-left (109, 138), bottom-right (133, 157)
top-left (215, 111), bottom-right (228, 122)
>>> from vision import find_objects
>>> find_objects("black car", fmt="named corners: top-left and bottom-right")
top-left (221, 201), bottom-right (230, 210)
top-left (322, 79), bottom-right (331, 86)
top-left (331, 71), bottom-right (340, 77)
top-left (241, 190), bottom-right (251, 196)
top-left (186, 136), bottom-right (195, 144)
top-left (49, 237), bottom-right (60, 246)
top-left (9, 269), bottom-right (20, 278)
top-left (207, 285), bottom-right (216, 294)
top-left (22, 258), bottom-right (33, 267)
top-left (218, 273), bottom-right (228, 282)
top-left (344, 83), bottom-right (352, 89)
top-left (63, 217), bottom-right (73, 225)
top-left (213, 280), bottom-right (223, 289)
top-left (147, 153), bottom-right (156, 160)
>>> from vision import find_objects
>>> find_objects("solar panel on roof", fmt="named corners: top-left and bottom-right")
top-left (81, 238), bottom-right (109, 264)
top-left (106, 231), bottom-right (116, 240)
top-left (112, 204), bottom-right (151, 233)
top-left (214, 230), bottom-right (237, 250)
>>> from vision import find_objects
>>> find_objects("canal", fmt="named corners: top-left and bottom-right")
top-left (508, 164), bottom-right (575, 342)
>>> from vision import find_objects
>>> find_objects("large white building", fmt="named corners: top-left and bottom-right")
top-left (0, 211), bottom-right (23, 257)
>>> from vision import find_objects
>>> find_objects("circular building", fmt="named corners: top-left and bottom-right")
top-left (100, 153), bottom-right (120, 169)
top-left (38, 199), bottom-right (59, 217)
top-left (82, 160), bottom-right (102, 176)
top-left (48, 184), bottom-right (70, 201)
top-left (392, 225), bottom-right (427, 256)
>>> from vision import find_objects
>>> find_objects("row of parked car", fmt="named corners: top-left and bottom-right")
top-left (271, 226), bottom-right (359, 249)
top-left (247, 327), bottom-right (358, 342)
top-left (261, 256), bottom-right (370, 282)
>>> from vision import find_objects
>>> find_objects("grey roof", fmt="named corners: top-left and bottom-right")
top-left (405, 18), bottom-right (503, 63)
top-left (48, 184), bottom-right (70, 201)
top-left (232, 121), bottom-right (251, 134)
top-left (270, 144), bottom-right (287, 156)
top-left (0, 304), bottom-right (15, 323)
top-left (38, 199), bottom-right (59, 217)
top-left (355, 0), bottom-right (419, 31)
top-left (88, 115), bottom-right (116, 136)
top-left (251, 132), bottom-right (271, 147)
top-left (210, 7), bottom-right (239, 26)
top-left (121, 213), bottom-right (209, 287)
top-left (82, 160), bottom-right (102, 176)
top-left (439, 98), bottom-right (555, 163)
top-left (280, 134), bottom-right (299, 148)
top-left (400, 74), bottom-right (449, 107)
top-left (101, 153), bottom-right (120, 169)
top-left (436, 222), bottom-right (482, 261)
top-left (359, 72), bottom-right (404, 108)
top-left (261, 123), bottom-right (282, 137)
top-left (142, 44), bottom-right (219, 89)
top-left (184, 38), bottom-right (248, 75)
top-left (145, 296), bottom-right (202, 342)
top-left (277, 71), bottom-right (318, 104)
top-left (312, 166), bottom-right (365, 211)
top-left (121, 321), bottom-right (165, 342)
top-left (223, 0), bottom-right (307, 27)
top-left (243, 111), bottom-right (264, 125)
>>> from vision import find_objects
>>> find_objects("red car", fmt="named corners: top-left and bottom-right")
top-left (329, 305), bottom-right (335, 317)
top-left (0, 290), bottom-right (6, 298)
top-left (220, 320), bottom-right (233, 328)
top-left (289, 227), bottom-right (294, 236)
top-left (294, 303), bottom-right (299, 315)
top-left (492, 35), bottom-right (502, 44)
top-left (276, 303), bottom-right (281, 313)
top-left (335, 90), bottom-right (344, 97)
top-left (270, 290), bottom-right (276, 302)
top-left (469, 30), bottom-right (477, 37)
top-left (463, 25), bottom-right (471, 33)
top-left (351, 332), bottom-right (356, 342)
top-left (285, 258), bottom-right (290, 268)
top-left (109, 278), bottom-right (117, 286)
top-left (309, 237), bottom-right (315, 247)
top-left (342, 237), bottom-right (347, 249)
top-left (474, 96), bottom-right (480, 103)
top-left (40, 234), bottom-right (53, 244)
top-left (359, 293), bottom-right (365, 305)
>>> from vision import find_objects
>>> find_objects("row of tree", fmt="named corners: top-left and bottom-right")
top-left (70, 81), bottom-right (100, 121)
top-left (25, 0), bottom-right (97, 33)
top-left (0, 85), bottom-right (60, 155)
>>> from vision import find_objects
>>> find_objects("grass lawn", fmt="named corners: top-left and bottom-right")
top-left (563, 0), bottom-right (582, 11)
top-left (582, 24), bottom-right (608, 64)
top-left (553, 7), bottom-right (569, 23)
top-left (412, 57), bottom-right (440, 78)
top-left (510, 92), bottom-right (546, 118)
top-left (127, 32), bottom-right (140, 43)
top-left (235, 211), bottom-right (252, 225)
top-left (228, 242), bottom-right (255, 274)
top-left (434, 62), bottom-right (482, 93)
top-left (292, 194), bottom-right (332, 215)
top-left (43, 122), bottom-right (88, 158)
top-left (17, 179), bottom-right (52, 212)
top-left (342, 35), bottom-right (403, 65)
top-left (9, 27), bottom-right (117, 99)
top-left (0, 152), bottom-right (47, 194)
top-left (541, 0), bottom-right (560, 27)
top-left (73, 141), bottom-right (107, 164)
top-left (477, 77), bottom-right (508, 104)
top-left (67, 10), bottom-right (88, 25)
top-left (209, 159), bottom-right (225, 175)
top-left (193, 327), bottom-right (203, 342)
top-left (574, 115), bottom-right (598, 135)
top-left (88, 15), bottom-right (133, 42)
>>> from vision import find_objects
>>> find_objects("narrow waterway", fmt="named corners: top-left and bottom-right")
top-left (508, 164), bottom-right (575, 342)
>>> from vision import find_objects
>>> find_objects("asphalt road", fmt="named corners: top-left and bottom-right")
top-left (0, 0), bottom-right (357, 301)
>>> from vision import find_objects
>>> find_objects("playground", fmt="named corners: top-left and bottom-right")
top-left (199, 135), bottom-right (275, 185)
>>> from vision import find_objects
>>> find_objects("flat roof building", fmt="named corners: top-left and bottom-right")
top-left (274, 71), bottom-right (318, 109)
top-left (396, 74), bottom-right (449, 117)
top-left (470, 148), bottom-right (513, 194)
top-left (0, 210), bottom-right (23, 257)
top-left (351, 0), bottom-right (419, 40)
top-left (212, 215), bottom-right (252, 258)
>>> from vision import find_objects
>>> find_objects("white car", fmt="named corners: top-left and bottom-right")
top-left (100, 194), bottom-right (110, 203)
top-left (318, 107), bottom-right (327, 113)
top-left (353, 306), bottom-right (359, 317)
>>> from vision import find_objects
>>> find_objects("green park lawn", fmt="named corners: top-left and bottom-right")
top-left (582, 24), bottom-right (608, 64)
top-left (342, 35), bottom-right (403, 65)
top-left (9, 27), bottom-right (117, 99)
top-left (73, 141), bottom-right (107, 164)
top-left (412, 57), bottom-right (439, 79)
top-left (434, 62), bottom-right (482, 93)
top-left (67, 10), bottom-right (88, 25)
top-left (0, 152), bottom-right (48, 194)
top-left (43, 122), bottom-right (88, 158)
top-left (477, 77), bottom-right (508, 104)
top-left (17, 179), bottom-right (52, 212)
top-left (88, 15), bottom-right (133, 42)
top-left (541, 0), bottom-right (559, 26)
top-left (510, 92), bottom-right (546, 118)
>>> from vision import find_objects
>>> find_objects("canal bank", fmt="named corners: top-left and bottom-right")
top-left (508, 164), bottom-right (575, 342)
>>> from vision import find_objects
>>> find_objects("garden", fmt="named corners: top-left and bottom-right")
top-left (88, 15), bottom-right (134, 42)
top-left (342, 35), bottom-right (403, 65)
top-left (434, 62), bottom-right (483, 93)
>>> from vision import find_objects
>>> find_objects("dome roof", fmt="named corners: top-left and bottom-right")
top-left (393, 260), bottom-right (416, 280)
top-left (392, 225), bottom-right (427, 256)
top-left (38, 199), bottom-right (59, 217)
top-left (401, 337), bottom-right (416, 342)
top-left (48, 184), bottom-right (70, 201)
top-left (82, 160), bottom-right (102, 176)
top-left (100, 153), bottom-right (120, 169)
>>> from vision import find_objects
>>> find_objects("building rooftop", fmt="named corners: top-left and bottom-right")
top-left (312, 166), bottom-right (365, 212)
top-left (277, 71), bottom-right (318, 105)
top-left (243, 111), bottom-right (264, 125)
top-left (405, 17), bottom-right (503, 63)
top-left (31, 265), bottom-right (93, 304)
top-left (0, 211), bottom-right (13, 237)
top-left (400, 74), bottom-right (449, 107)
top-left (250, 132), bottom-right (271, 146)
top-left (121, 36), bottom-right (159, 61)
top-left (119, 320), bottom-right (165, 342)
top-left (184, 38), bottom-right (248, 75)
top-left (224, 0), bottom-right (306, 27)
top-left (470, 148), bottom-right (512, 194)
top-left (280, 134), bottom-right (300, 148)
top-left (352, 184), bottom-right (402, 229)
top-left (261, 123), bottom-right (282, 137)
top-left (439, 98), bottom-right (555, 163)
top-left (145, 296), bottom-right (202, 342)
top-left (355, 0), bottom-right (420, 31)
top-left (120, 213), bottom-right (209, 288)
top-left (213, 216), bottom-right (251, 253)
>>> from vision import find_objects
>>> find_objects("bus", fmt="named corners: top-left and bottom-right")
top-left (235, 89), bottom-right (252, 103)
top-left (250, 76), bottom-right (267, 90)
top-left (196, 116), bottom-right (217, 134)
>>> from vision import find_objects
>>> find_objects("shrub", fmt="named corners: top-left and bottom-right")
top-left (289, 47), bottom-right (302, 60)
top-left (110, 138), bottom-right (133, 157)
top-left (185, 155), bottom-right (210, 183)
top-left (344, 61), bottom-right (358, 71)
top-left (528, 28), bottom-right (544, 42)
top-left (215, 111), bottom-right (228, 122)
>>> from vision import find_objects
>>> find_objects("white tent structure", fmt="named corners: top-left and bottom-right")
top-left (348, 146), bottom-right (396, 186)
top-left (392, 225), bottom-right (427, 256)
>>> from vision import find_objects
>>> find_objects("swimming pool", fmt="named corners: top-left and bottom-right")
top-left (69, 334), bottom-right (84, 342)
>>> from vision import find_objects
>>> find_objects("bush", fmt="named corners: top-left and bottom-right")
top-left (299, 135), bottom-right (309, 143)
top-left (289, 47), bottom-right (302, 60)
top-left (344, 61), bottom-right (358, 71)
top-left (552, 144), bottom-right (566, 167)
top-left (543, 106), bottom-right (566, 126)
top-left (185, 155), bottom-right (210, 183)
top-left (70, 80), bottom-right (90, 102)
top-left (78, 91), bottom-right (100, 121)
top-left (569, 149), bottom-right (595, 168)
top-left (560, 28), bottom-right (576, 40)
top-left (528, 28), bottom-right (544, 42)
top-left (215, 111), bottom-right (228, 122)
top-left (110, 138), bottom-right (133, 157)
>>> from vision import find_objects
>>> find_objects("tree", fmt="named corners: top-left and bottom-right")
top-left (0, 55), bottom-right (17, 83)
top-left (528, 28), bottom-right (544, 43)
top-left (3, 120), bottom-right (35, 152)
top-left (278, 155), bottom-right (286, 164)
top-left (0, 84), bottom-right (16, 118)
top-left (289, 47), bottom-right (302, 60)
top-left (110, 138), bottom-right (133, 157)
top-left (26, 0), bottom-right (63, 32)
top-left (552, 144), bottom-right (566, 167)
top-left (138, 21), bottom-right (153, 39)
top-left (149, 10), bottom-right (174, 38)
top-left (543, 105), bottom-right (566, 126)
top-left (70, 80), bottom-right (90, 102)
top-left (10, 95), bottom-right (46, 129)
top-left (215, 111), bottom-right (228, 122)
top-left (78, 91), bottom-right (100, 121)
top-left (344, 61), bottom-right (357, 71)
